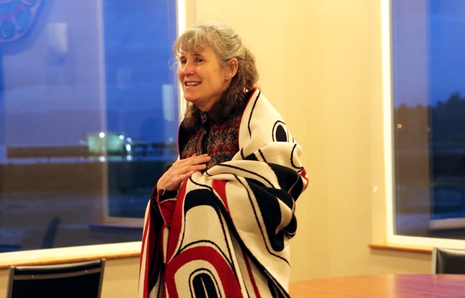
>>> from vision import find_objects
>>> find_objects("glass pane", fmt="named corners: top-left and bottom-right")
top-left (392, 0), bottom-right (465, 239)
top-left (0, 0), bottom-right (177, 252)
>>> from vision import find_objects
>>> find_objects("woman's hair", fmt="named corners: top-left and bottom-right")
top-left (174, 22), bottom-right (259, 131)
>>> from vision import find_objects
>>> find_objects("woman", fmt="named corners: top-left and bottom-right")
top-left (139, 22), bottom-right (308, 298)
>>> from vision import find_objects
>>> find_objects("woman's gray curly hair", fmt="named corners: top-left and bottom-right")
top-left (174, 22), bottom-right (259, 131)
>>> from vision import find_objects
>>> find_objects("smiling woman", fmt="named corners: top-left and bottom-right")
top-left (177, 46), bottom-right (237, 111)
top-left (139, 22), bottom-right (308, 298)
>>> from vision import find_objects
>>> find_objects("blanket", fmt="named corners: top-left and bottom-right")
top-left (139, 89), bottom-right (308, 298)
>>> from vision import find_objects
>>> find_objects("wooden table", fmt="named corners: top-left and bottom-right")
top-left (289, 274), bottom-right (465, 297)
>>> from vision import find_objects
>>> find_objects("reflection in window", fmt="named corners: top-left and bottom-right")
top-left (392, 0), bottom-right (465, 239)
top-left (0, 0), bottom-right (177, 252)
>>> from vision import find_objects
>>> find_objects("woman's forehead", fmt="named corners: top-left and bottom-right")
top-left (179, 44), bottom-right (215, 57)
top-left (179, 41), bottom-right (206, 54)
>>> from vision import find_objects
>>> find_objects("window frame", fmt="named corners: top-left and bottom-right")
top-left (383, 0), bottom-right (465, 249)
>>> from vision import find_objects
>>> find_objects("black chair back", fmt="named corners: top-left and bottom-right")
top-left (432, 247), bottom-right (465, 274)
top-left (6, 259), bottom-right (105, 298)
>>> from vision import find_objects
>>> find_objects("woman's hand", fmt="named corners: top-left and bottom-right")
top-left (157, 154), bottom-right (211, 191)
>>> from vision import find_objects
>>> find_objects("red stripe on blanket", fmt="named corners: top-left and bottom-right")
top-left (140, 208), bottom-right (150, 298)
top-left (212, 179), bottom-right (229, 210)
top-left (166, 180), bottom-right (188, 261)
top-left (301, 168), bottom-right (309, 190)
top-left (243, 247), bottom-right (262, 298)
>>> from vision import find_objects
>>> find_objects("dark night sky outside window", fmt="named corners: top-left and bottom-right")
top-left (0, 0), bottom-right (178, 252)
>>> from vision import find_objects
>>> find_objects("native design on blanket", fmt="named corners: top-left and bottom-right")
top-left (139, 89), bottom-right (308, 298)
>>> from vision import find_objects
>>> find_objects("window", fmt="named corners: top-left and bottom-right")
top-left (388, 0), bottom-right (465, 245)
top-left (0, 0), bottom-right (178, 252)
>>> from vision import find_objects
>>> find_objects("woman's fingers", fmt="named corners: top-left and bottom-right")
top-left (157, 154), bottom-right (211, 191)
top-left (180, 154), bottom-right (210, 166)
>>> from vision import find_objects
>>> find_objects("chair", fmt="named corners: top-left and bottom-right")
top-left (6, 259), bottom-right (105, 298)
top-left (432, 247), bottom-right (465, 274)
top-left (41, 216), bottom-right (61, 249)
top-left (1, 216), bottom-right (61, 253)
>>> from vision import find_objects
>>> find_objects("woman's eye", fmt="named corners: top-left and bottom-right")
top-left (195, 58), bottom-right (203, 63)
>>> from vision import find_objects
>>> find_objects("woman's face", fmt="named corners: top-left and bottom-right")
top-left (178, 45), bottom-right (231, 111)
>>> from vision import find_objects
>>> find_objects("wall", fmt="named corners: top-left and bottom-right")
top-left (0, 0), bottom-right (433, 297)
top-left (193, 0), bottom-right (433, 280)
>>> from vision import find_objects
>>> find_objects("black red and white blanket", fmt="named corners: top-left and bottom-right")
top-left (139, 89), bottom-right (308, 298)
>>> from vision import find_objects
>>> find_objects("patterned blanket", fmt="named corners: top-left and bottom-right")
top-left (139, 89), bottom-right (308, 298)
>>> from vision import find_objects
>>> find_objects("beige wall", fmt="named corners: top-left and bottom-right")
top-left (193, 0), bottom-right (432, 279)
top-left (0, 0), bottom-right (433, 297)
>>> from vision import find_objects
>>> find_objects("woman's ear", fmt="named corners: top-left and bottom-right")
top-left (226, 58), bottom-right (239, 79)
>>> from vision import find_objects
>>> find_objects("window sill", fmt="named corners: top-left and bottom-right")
top-left (369, 242), bottom-right (433, 254)
top-left (0, 241), bottom-right (141, 269)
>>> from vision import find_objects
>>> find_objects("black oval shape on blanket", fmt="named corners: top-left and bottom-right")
top-left (192, 273), bottom-right (219, 298)
top-left (273, 121), bottom-right (288, 142)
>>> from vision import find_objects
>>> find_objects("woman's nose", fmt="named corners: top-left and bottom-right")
top-left (180, 61), bottom-right (195, 75)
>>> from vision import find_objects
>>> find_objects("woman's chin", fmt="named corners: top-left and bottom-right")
top-left (184, 96), bottom-right (198, 104)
